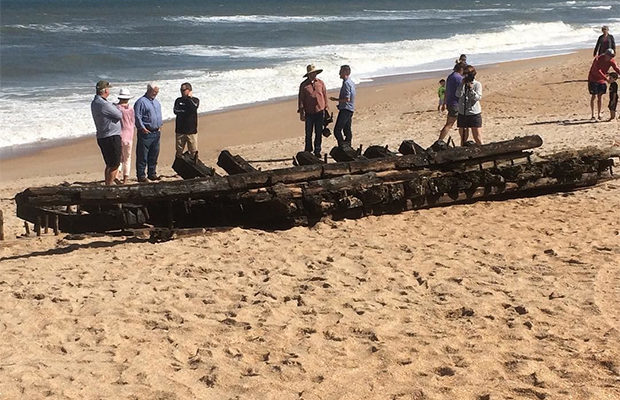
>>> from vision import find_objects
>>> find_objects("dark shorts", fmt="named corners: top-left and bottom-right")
top-left (457, 113), bottom-right (482, 128)
top-left (447, 104), bottom-right (459, 117)
top-left (97, 135), bottom-right (121, 168)
top-left (588, 81), bottom-right (607, 95)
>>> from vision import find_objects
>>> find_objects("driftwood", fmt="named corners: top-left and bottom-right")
top-left (363, 145), bottom-right (398, 159)
top-left (13, 136), bottom-right (617, 233)
top-left (15, 136), bottom-right (545, 208)
top-left (295, 151), bottom-right (325, 166)
top-left (329, 145), bottom-right (366, 162)
top-left (399, 140), bottom-right (427, 155)
top-left (172, 152), bottom-right (217, 179)
top-left (217, 150), bottom-right (257, 174)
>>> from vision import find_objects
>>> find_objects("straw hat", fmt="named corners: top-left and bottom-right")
top-left (303, 64), bottom-right (323, 77)
top-left (117, 87), bottom-right (133, 100)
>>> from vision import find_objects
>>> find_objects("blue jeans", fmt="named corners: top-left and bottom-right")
top-left (136, 130), bottom-right (160, 179)
top-left (334, 109), bottom-right (353, 147)
top-left (304, 111), bottom-right (324, 155)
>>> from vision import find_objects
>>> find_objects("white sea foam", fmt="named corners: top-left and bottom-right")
top-left (6, 23), bottom-right (108, 33)
top-left (1, 21), bottom-right (618, 150)
top-left (163, 8), bottom-right (510, 25)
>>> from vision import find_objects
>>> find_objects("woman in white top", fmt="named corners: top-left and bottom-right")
top-left (456, 65), bottom-right (483, 145)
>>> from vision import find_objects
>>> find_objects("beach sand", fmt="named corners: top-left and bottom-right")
top-left (0, 49), bottom-right (619, 399)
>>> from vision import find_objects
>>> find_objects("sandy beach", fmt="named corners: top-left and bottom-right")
top-left (1, 49), bottom-right (619, 399)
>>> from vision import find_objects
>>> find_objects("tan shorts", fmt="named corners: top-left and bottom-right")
top-left (176, 134), bottom-right (198, 156)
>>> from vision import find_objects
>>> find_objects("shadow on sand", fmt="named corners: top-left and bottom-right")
top-left (0, 237), bottom-right (149, 262)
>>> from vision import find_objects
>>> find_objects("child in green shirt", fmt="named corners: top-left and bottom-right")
top-left (437, 79), bottom-right (446, 113)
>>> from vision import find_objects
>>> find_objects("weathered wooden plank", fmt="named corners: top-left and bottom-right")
top-left (363, 145), bottom-right (398, 159)
top-left (295, 151), bottom-right (324, 165)
top-left (172, 152), bottom-right (217, 179)
top-left (329, 145), bottom-right (366, 162)
top-left (217, 150), bottom-right (257, 175)
top-left (399, 140), bottom-right (428, 155)
top-left (430, 135), bottom-right (543, 164)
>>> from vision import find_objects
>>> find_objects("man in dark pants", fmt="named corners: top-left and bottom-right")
top-left (134, 82), bottom-right (163, 182)
top-left (173, 82), bottom-right (200, 157)
top-left (330, 65), bottom-right (356, 147)
top-left (298, 64), bottom-right (329, 157)
top-left (90, 80), bottom-right (122, 185)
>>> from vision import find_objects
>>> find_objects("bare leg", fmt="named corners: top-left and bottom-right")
top-left (439, 115), bottom-right (457, 141)
top-left (105, 166), bottom-right (119, 185)
top-left (597, 94), bottom-right (603, 119)
top-left (471, 127), bottom-right (483, 144)
top-left (459, 127), bottom-right (469, 146)
top-left (591, 95), bottom-right (596, 119)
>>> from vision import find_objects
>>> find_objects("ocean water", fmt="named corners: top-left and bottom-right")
top-left (1, 0), bottom-right (619, 154)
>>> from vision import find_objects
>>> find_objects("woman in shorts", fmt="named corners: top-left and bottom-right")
top-left (456, 65), bottom-right (483, 145)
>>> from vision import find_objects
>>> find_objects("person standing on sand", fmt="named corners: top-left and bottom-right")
top-left (330, 65), bottom-right (356, 147)
top-left (116, 88), bottom-right (135, 184)
top-left (456, 65), bottom-right (483, 146)
top-left (134, 82), bottom-right (163, 182)
top-left (91, 80), bottom-right (122, 186)
top-left (437, 78), bottom-right (446, 113)
top-left (588, 48), bottom-right (620, 120)
top-left (435, 62), bottom-right (467, 147)
top-left (594, 26), bottom-right (615, 57)
top-left (173, 82), bottom-right (200, 157)
top-left (298, 64), bottom-right (329, 157)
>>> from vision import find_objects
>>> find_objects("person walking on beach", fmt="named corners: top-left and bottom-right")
top-left (594, 26), bottom-right (615, 57)
top-left (330, 65), bottom-right (356, 147)
top-left (116, 88), bottom-right (135, 184)
top-left (298, 64), bottom-right (329, 157)
top-left (134, 82), bottom-right (163, 182)
top-left (435, 62), bottom-right (467, 147)
top-left (456, 65), bottom-right (483, 145)
top-left (91, 80), bottom-right (122, 186)
top-left (588, 48), bottom-right (620, 120)
top-left (173, 82), bottom-right (200, 157)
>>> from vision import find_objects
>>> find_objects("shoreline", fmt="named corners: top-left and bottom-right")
top-left (0, 49), bottom-right (583, 163)
top-left (0, 48), bottom-right (598, 183)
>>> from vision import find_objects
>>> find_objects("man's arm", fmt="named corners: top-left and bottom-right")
top-left (102, 101), bottom-right (122, 121)
top-left (611, 59), bottom-right (620, 75)
top-left (321, 81), bottom-right (329, 111)
top-left (298, 82), bottom-right (305, 120)
top-left (134, 99), bottom-right (149, 133)
top-left (173, 98), bottom-right (183, 115)
top-left (594, 36), bottom-right (602, 57)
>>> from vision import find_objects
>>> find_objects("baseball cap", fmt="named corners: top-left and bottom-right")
top-left (605, 48), bottom-right (615, 57)
top-left (96, 80), bottom-right (111, 91)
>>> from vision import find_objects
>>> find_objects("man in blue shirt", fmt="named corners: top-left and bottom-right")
top-left (91, 80), bottom-right (122, 185)
top-left (134, 83), bottom-right (163, 182)
top-left (330, 65), bottom-right (356, 147)
top-left (436, 62), bottom-right (467, 145)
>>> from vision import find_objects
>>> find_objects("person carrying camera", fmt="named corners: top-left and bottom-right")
top-left (456, 65), bottom-right (483, 146)
top-left (298, 64), bottom-right (329, 157)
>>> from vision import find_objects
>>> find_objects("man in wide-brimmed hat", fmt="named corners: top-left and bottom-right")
top-left (298, 64), bottom-right (329, 157)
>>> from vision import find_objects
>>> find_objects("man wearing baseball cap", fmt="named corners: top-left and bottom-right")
top-left (588, 48), bottom-right (620, 120)
top-left (91, 80), bottom-right (122, 185)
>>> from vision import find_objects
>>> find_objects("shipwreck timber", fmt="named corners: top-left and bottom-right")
top-left (14, 135), bottom-right (619, 233)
